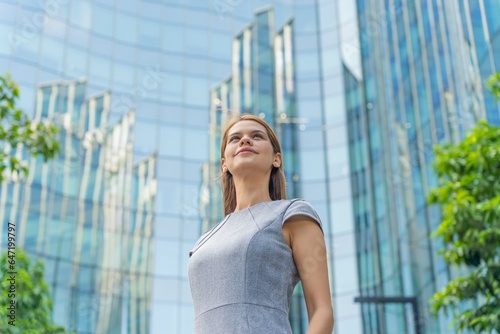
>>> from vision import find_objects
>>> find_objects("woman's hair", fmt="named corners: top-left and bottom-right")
top-left (220, 113), bottom-right (287, 215)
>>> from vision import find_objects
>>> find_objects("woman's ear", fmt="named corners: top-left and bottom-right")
top-left (274, 153), bottom-right (282, 167)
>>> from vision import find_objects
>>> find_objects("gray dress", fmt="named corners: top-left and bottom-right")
top-left (187, 198), bottom-right (324, 333)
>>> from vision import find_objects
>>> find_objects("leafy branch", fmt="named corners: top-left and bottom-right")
top-left (0, 72), bottom-right (60, 182)
top-left (428, 73), bottom-right (500, 333)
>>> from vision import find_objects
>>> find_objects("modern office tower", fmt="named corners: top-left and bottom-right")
top-left (457, 1), bottom-right (500, 124)
top-left (0, 79), bottom-right (157, 333)
top-left (0, 1), bottom-right (363, 333)
top-left (347, 1), bottom-right (500, 333)
top-left (201, 3), bottom-right (363, 332)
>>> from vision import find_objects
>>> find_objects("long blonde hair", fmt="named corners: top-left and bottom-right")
top-left (220, 114), bottom-right (287, 216)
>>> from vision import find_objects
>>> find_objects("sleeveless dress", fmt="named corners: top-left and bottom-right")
top-left (187, 198), bottom-right (324, 333)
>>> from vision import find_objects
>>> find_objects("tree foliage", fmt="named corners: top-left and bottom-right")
top-left (428, 74), bottom-right (500, 333)
top-left (0, 248), bottom-right (68, 333)
top-left (0, 72), bottom-right (60, 182)
top-left (487, 72), bottom-right (500, 103)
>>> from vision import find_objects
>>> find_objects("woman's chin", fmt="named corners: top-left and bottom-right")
top-left (231, 168), bottom-right (267, 177)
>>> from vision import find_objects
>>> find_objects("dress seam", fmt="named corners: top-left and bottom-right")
top-left (243, 199), bottom-right (297, 319)
top-left (244, 201), bottom-right (292, 301)
top-left (195, 302), bottom-right (288, 320)
top-left (189, 214), bottom-right (232, 257)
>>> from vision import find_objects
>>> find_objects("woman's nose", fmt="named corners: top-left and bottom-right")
top-left (240, 136), bottom-right (251, 145)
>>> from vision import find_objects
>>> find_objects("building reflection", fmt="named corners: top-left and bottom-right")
top-left (0, 79), bottom-right (157, 333)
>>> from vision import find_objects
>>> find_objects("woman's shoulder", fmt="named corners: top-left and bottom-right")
top-left (281, 198), bottom-right (318, 212)
top-left (281, 198), bottom-right (324, 234)
top-left (270, 198), bottom-right (307, 205)
top-left (265, 198), bottom-right (317, 216)
top-left (265, 198), bottom-right (314, 209)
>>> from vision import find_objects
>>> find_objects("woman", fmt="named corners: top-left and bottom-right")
top-left (188, 114), bottom-right (334, 333)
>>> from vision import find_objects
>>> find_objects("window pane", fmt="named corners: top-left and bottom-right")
top-left (183, 127), bottom-right (208, 160)
top-left (10, 61), bottom-right (37, 83)
top-left (185, 76), bottom-right (208, 106)
top-left (301, 149), bottom-right (325, 181)
top-left (162, 24), bottom-right (183, 52)
top-left (151, 302), bottom-right (178, 333)
top-left (120, 0), bottom-right (138, 13)
top-left (163, 53), bottom-right (184, 72)
top-left (40, 36), bottom-right (64, 72)
top-left (210, 30), bottom-right (232, 60)
top-left (155, 180), bottom-right (181, 214)
top-left (113, 42), bottom-right (136, 63)
top-left (140, 19), bottom-right (161, 48)
top-left (115, 11), bottom-right (137, 43)
top-left (70, 0), bottom-right (93, 30)
top-left (157, 157), bottom-right (181, 180)
top-left (93, 4), bottom-right (114, 37)
top-left (159, 124), bottom-right (182, 156)
top-left (68, 26), bottom-right (90, 48)
top-left (141, 1), bottom-right (164, 20)
top-left (186, 27), bottom-right (208, 55)
top-left (161, 73), bottom-right (183, 103)
top-left (330, 198), bottom-right (354, 234)
top-left (164, 6), bottom-right (184, 24)
top-left (113, 61), bottom-right (135, 88)
top-left (184, 106), bottom-right (209, 127)
top-left (14, 31), bottom-right (40, 62)
top-left (90, 34), bottom-right (113, 57)
top-left (0, 2), bottom-right (17, 23)
top-left (133, 120), bottom-right (158, 154)
top-left (65, 45), bottom-right (87, 78)
top-left (44, 17), bottom-right (66, 39)
top-left (153, 239), bottom-right (179, 276)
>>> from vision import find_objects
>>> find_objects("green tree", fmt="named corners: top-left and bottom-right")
top-left (0, 72), bottom-right (60, 182)
top-left (428, 74), bottom-right (500, 332)
top-left (487, 72), bottom-right (500, 102)
top-left (0, 248), bottom-right (68, 333)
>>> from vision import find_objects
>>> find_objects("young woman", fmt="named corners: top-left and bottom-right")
top-left (188, 114), bottom-right (334, 333)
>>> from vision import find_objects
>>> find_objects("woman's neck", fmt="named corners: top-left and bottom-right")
top-left (234, 176), bottom-right (271, 211)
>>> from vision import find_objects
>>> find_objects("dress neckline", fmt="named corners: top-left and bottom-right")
top-left (229, 199), bottom-right (283, 215)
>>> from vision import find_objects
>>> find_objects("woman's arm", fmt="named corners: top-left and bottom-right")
top-left (283, 215), bottom-right (334, 334)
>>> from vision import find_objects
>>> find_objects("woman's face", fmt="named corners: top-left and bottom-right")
top-left (221, 120), bottom-right (280, 175)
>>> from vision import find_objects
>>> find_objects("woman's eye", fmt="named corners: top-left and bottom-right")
top-left (229, 134), bottom-right (263, 142)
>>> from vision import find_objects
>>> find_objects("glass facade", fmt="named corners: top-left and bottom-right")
top-left (349, 0), bottom-right (500, 333)
top-left (0, 79), bottom-right (157, 333)
top-left (0, 0), bottom-right (363, 333)
top-left (457, 0), bottom-right (500, 125)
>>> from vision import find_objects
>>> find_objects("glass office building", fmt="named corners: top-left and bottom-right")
top-left (0, 78), bottom-right (157, 333)
top-left (348, 0), bottom-right (500, 333)
top-left (3, 0), bottom-right (499, 333)
top-left (0, 0), bottom-right (365, 333)
top-left (458, 0), bottom-right (500, 124)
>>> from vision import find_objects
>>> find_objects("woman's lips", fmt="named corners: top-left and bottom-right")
top-left (237, 149), bottom-right (256, 155)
